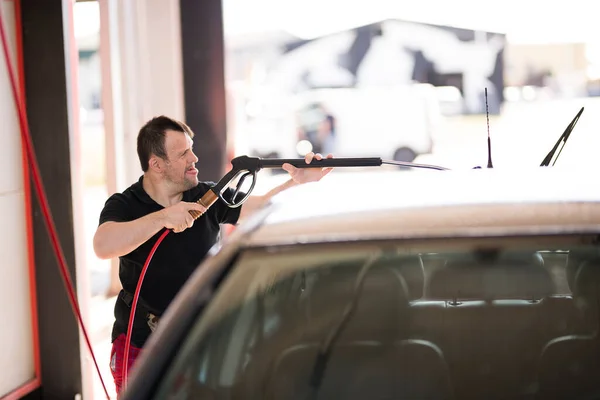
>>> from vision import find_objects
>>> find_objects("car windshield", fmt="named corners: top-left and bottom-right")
top-left (153, 235), bottom-right (600, 400)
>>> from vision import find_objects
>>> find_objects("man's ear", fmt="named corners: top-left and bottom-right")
top-left (148, 155), bottom-right (163, 173)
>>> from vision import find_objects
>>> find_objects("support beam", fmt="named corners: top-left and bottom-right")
top-left (180, 0), bottom-right (228, 181)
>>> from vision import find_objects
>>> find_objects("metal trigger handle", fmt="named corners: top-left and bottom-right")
top-left (220, 170), bottom-right (256, 208)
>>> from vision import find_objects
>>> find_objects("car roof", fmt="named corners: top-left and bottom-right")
top-left (244, 167), bottom-right (600, 246)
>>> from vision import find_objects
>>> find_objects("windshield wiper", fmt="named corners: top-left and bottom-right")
top-left (307, 253), bottom-right (381, 399)
top-left (540, 107), bottom-right (584, 167)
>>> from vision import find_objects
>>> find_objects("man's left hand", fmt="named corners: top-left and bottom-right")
top-left (282, 152), bottom-right (334, 184)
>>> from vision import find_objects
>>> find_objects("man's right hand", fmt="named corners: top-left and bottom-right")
top-left (161, 201), bottom-right (207, 233)
top-left (94, 201), bottom-right (208, 259)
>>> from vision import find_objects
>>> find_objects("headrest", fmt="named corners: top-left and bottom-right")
top-left (370, 255), bottom-right (425, 300)
top-left (427, 253), bottom-right (555, 300)
top-left (566, 250), bottom-right (600, 293)
top-left (574, 258), bottom-right (600, 301)
top-left (566, 253), bottom-right (583, 293)
top-left (305, 263), bottom-right (410, 342)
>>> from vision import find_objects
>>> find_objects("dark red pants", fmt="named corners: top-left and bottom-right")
top-left (110, 333), bottom-right (142, 397)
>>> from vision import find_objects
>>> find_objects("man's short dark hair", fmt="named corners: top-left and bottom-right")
top-left (137, 115), bottom-right (195, 172)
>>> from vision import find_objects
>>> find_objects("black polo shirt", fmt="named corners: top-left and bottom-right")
top-left (99, 176), bottom-right (242, 347)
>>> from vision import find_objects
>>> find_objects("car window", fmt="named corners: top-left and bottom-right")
top-left (152, 236), bottom-right (600, 400)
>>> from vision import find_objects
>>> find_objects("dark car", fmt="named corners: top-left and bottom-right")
top-left (122, 168), bottom-right (600, 400)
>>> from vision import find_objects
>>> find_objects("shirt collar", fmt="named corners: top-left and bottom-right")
top-left (130, 175), bottom-right (158, 205)
top-left (131, 175), bottom-right (197, 205)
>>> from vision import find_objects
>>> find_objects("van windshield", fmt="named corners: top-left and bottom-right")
top-left (153, 235), bottom-right (600, 400)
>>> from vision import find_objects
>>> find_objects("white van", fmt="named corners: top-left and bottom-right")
top-left (245, 83), bottom-right (442, 162)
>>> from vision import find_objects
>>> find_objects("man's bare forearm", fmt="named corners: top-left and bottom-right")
top-left (93, 211), bottom-right (166, 260)
top-left (239, 178), bottom-right (298, 220)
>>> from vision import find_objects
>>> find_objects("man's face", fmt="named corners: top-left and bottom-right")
top-left (161, 130), bottom-right (199, 191)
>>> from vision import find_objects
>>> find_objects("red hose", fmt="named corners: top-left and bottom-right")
top-left (121, 229), bottom-right (170, 390)
top-left (0, 6), bottom-right (110, 400)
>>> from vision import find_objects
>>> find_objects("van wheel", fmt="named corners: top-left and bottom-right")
top-left (393, 147), bottom-right (417, 163)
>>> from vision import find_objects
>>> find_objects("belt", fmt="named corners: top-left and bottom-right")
top-left (118, 290), bottom-right (161, 332)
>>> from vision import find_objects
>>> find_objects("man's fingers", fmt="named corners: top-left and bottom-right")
top-left (304, 152), bottom-right (314, 164)
top-left (282, 163), bottom-right (296, 175)
top-left (323, 167), bottom-right (334, 175)
top-left (323, 154), bottom-right (334, 173)
top-left (185, 202), bottom-right (206, 220)
top-left (187, 202), bottom-right (206, 213)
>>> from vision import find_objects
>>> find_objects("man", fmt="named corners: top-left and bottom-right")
top-left (93, 115), bottom-right (333, 395)
top-left (296, 103), bottom-right (336, 155)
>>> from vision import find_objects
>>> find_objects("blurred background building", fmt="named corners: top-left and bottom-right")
top-left (74, 0), bottom-right (600, 171)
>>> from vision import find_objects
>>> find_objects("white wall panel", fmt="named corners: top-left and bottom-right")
top-left (0, 0), bottom-right (21, 195)
top-left (0, 0), bottom-right (37, 397)
top-left (0, 192), bottom-right (34, 397)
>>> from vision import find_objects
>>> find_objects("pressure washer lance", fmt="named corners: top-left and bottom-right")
top-left (189, 155), bottom-right (450, 218)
